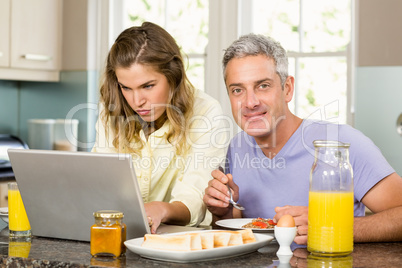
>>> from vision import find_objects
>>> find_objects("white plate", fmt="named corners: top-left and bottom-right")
top-left (215, 218), bottom-right (275, 233)
top-left (0, 207), bottom-right (8, 224)
top-left (124, 231), bottom-right (274, 263)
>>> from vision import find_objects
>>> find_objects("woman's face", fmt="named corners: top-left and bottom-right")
top-left (116, 63), bottom-right (170, 123)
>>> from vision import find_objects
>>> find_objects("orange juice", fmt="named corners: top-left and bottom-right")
top-left (8, 188), bottom-right (31, 232)
top-left (308, 191), bottom-right (354, 256)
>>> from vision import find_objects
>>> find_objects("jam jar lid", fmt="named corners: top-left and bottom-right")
top-left (93, 210), bottom-right (124, 219)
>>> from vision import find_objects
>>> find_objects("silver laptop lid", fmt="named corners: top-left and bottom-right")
top-left (7, 149), bottom-right (151, 241)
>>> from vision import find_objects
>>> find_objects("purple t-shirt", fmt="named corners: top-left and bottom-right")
top-left (226, 120), bottom-right (395, 218)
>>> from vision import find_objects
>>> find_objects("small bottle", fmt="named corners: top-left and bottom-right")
top-left (308, 140), bottom-right (354, 257)
top-left (90, 210), bottom-right (127, 258)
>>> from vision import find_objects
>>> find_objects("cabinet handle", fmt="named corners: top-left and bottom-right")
top-left (22, 54), bottom-right (52, 61)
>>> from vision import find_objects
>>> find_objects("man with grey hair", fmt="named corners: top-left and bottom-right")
top-left (203, 33), bottom-right (402, 245)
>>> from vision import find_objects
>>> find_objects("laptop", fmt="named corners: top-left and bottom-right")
top-left (7, 149), bottom-right (203, 241)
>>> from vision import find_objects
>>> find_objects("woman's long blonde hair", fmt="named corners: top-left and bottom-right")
top-left (99, 22), bottom-right (195, 155)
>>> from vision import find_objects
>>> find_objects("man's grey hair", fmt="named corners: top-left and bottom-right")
top-left (222, 34), bottom-right (289, 87)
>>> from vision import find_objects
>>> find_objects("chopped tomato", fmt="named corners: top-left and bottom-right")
top-left (268, 220), bottom-right (277, 226)
top-left (252, 221), bottom-right (268, 228)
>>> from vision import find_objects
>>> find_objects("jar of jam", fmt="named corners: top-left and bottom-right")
top-left (90, 210), bottom-right (127, 257)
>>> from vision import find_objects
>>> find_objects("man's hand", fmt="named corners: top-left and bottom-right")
top-left (203, 169), bottom-right (240, 220)
top-left (274, 205), bottom-right (308, 245)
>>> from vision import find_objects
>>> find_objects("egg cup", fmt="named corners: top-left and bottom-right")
top-left (274, 226), bottom-right (297, 256)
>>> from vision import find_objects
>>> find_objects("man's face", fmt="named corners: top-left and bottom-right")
top-left (225, 55), bottom-right (293, 139)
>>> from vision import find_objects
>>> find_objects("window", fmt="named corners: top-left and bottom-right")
top-left (109, 0), bottom-right (353, 125)
top-left (114, 0), bottom-right (209, 91)
top-left (250, 0), bottom-right (352, 124)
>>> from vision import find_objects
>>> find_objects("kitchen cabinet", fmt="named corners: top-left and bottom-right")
top-left (0, 0), bottom-right (10, 68)
top-left (0, 0), bottom-right (62, 82)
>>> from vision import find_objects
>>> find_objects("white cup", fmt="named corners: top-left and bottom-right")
top-left (53, 119), bottom-right (79, 151)
top-left (27, 119), bottom-right (56, 150)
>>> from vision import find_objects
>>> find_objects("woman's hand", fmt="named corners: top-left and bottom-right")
top-left (144, 201), bottom-right (165, 233)
top-left (144, 201), bottom-right (190, 234)
top-left (274, 205), bottom-right (308, 245)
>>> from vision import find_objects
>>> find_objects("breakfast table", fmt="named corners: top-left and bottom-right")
top-left (0, 220), bottom-right (401, 268)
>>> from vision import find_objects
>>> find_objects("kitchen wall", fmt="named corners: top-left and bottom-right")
top-left (0, 72), bottom-right (95, 148)
top-left (0, 0), bottom-right (99, 151)
top-left (0, 80), bottom-right (18, 135)
top-left (355, 0), bottom-right (402, 175)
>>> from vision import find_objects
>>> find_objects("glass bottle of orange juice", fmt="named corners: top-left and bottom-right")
top-left (8, 182), bottom-right (31, 237)
top-left (308, 140), bottom-right (354, 257)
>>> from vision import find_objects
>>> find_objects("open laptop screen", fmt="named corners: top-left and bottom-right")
top-left (8, 149), bottom-right (150, 241)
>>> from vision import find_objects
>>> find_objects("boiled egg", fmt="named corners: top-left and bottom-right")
top-left (277, 214), bottom-right (295, 227)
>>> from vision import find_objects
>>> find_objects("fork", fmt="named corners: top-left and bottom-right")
top-left (226, 184), bottom-right (245, 210)
top-left (218, 166), bottom-right (245, 210)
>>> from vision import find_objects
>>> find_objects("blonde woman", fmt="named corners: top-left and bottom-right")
top-left (92, 22), bottom-right (229, 233)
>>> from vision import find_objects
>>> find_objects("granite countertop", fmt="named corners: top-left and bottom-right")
top-left (0, 221), bottom-right (401, 267)
top-left (0, 233), bottom-right (281, 268)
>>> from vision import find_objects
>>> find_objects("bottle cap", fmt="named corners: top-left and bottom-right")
top-left (93, 210), bottom-right (124, 219)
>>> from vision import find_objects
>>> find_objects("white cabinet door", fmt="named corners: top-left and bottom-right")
top-left (10, 0), bottom-right (62, 71)
top-left (0, 0), bottom-right (10, 67)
